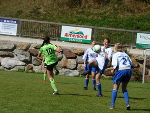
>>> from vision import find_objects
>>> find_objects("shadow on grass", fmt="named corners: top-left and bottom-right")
top-left (117, 96), bottom-right (146, 100)
top-left (59, 93), bottom-right (93, 97)
top-left (131, 108), bottom-right (150, 112)
top-left (57, 82), bottom-right (81, 85)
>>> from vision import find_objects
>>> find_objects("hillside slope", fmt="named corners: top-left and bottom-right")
top-left (0, 0), bottom-right (150, 31)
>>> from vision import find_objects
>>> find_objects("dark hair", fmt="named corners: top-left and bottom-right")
top-left (41, 36), bottom-right (50, 47)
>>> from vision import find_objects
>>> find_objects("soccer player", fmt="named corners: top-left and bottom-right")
top-left (101, 38), bottom-right (112, 70)
top-left (89, 38), bottom-right (112, 97)
top-left (40, 43), bottom-right (60, 83)
top-left (89, 45), bottom-right (107, 97)
top-left (38, 36), bottom-right (61, 95)
top-left (82, 41), bottom-right (97, 90)
top-left (109, 43), bottom-right (134, 110)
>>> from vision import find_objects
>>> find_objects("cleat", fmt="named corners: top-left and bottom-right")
top-left (96, 94), bottom-right (103, 97)
top-left (126, 105), bottom-right (131, 110)
top-left (109, 105), bottom-right (115, 109)
top-left (52, 91), bottom-right (59, 95)
top-left (84, 87), bottom-right (88, 90)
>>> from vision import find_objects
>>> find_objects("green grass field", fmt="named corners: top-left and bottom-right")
top-left (0, 71), bottom-right (150, 113)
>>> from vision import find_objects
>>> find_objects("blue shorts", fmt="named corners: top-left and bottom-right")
top-left (104, 59), bottom-right (109, 69)
top-left (84, 63), bottom-right (97, 74)
top-left (113, 69), bottom-right (132, 84)
top-left (96, 67), bottom-right (104, 75)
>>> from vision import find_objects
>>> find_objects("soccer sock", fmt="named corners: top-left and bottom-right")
top-left (50, 79), bottom-right (58, 92)
top-left (92, 79), bottom-right (96, 89)
top-left (123, 89), bottom-right (129, 105)
top-left (43, 72), bottom-right (46, 80)
top-left (84, 78), bottom-right (89, 88)
top-left (96, 83), bottom-right (102, 95)
top-left (111, 89), bottom-right (118, 106)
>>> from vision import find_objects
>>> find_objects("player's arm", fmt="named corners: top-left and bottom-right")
top-left (82, 50), bottom-right (88, 67)
top-left (128, 55), bottom-right (134, 68)
top-left (55, 46), bottom-right (62, 53)
top-left (107, 48), bottom-right (112, 61)
top-left (37, 48), bottom-right (43, 59)
top-left (102, 47), bottom-right (108, 59)
top-left (111, 54), bottom-right (118, 74)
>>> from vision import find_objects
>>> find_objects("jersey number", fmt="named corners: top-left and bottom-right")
top-left (46, 48), bottom-right (53, 55)
top-left (122, 57), bottom-right (127, 65)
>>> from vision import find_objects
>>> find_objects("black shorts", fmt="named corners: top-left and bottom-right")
top-left (44, 62), bottom-right (58, 71)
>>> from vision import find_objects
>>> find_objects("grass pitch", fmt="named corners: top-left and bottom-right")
top-left (0, 71), bottom-right (149, 113)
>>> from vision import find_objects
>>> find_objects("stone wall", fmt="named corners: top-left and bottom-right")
top-left (0, 40), bottom-right (150, 81)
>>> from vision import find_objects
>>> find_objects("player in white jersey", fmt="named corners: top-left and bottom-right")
top-left (82, 41), bottom-right (97, 90)
top-left (109, 43), bottom-right (134, 110)
top-left (89, 38), bottom-right (112, 97)
top-left (89, 46), bottom-right (107, 97)
top-left (101, 38), bottom-right (112, 70)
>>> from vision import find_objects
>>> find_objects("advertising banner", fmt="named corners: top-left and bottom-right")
top-left (136, 33), bottom-right (150, 49)
top-left (0, 18), bottom-right (18, 36)
top-left (60, 26), bottom-right (92, 43)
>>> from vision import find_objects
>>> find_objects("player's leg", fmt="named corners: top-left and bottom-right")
top-left (89, 60), bottom-right (97, 90)
top-left (122, 82), bottom-right (130, 110)
top-left (110, 84), bottom-right (120, 109)
top-left (84, 74), bottom-right (89, 90)
top-left (95, 73), bottom-right (102, 96)
top-left (91, 72), bottom-right (96, 90)
top-left (91, 67), bottom-right (96, 90)
top-left (110, 70), bottom-right (122, 109)
top-left (47, 62), bottom-right (59, 94)
top-left (83, 63), bottom-right (90, 90)
top-left (122, 70), bottom-right (132, 110)
top-left (54, 66), bottom-right (59, 75)
top-left (43, 64), bottom-right (47, 83)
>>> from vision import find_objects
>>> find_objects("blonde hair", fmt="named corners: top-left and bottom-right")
top-left (114, 43), bottom-right (122, 52)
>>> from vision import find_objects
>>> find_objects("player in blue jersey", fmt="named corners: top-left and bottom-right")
top-left (109, 43), bottom-right (134, 110)
top-left (82, 41), bottom-right (97, 90)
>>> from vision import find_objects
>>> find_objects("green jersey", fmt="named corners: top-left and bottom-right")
top-left (39, 44), bottom-right (58, 65)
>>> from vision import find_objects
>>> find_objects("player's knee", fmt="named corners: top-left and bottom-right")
top-left (112, 88), bottom-right (118, 92)
top-left (50, 79), bottom-right (55, 83)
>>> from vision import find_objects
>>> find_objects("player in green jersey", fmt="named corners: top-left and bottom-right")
top-left (38, 36), bottom-right (61, 95)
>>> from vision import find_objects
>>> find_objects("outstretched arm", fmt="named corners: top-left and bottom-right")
top-left (55, 46), bottom-right (62, 53)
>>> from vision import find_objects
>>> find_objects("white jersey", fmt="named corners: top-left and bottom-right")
top-left (112, 52), bottom-right (133, 70)
top-left (101, 46), bottom-right (112, 60)
top-left (96, 52), bottom-right (106, 70)
top-left (82, 48), bottom-right (97, 63)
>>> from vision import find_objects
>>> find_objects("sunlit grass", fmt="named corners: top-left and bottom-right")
top-left (0, 71), bottom-right (149, 113)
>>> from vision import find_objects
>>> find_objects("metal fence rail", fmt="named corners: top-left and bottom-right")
top-left (1, 17), bottom-right (150, 48)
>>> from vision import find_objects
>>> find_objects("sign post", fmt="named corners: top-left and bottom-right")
top-left (136, 33), bottom-right (150, 83)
